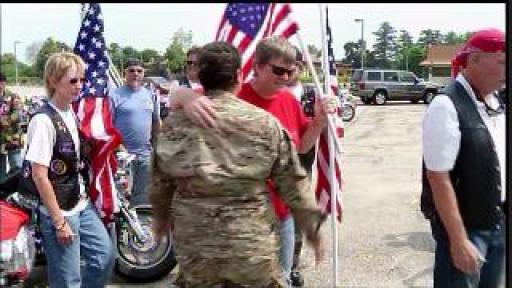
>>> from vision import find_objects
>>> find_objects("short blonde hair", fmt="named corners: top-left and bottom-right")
top-left (254, 36), bottom-right (296, 66)
top-left (44, 52), bottom-right (85, 98)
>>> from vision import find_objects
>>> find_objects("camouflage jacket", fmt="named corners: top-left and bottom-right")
top-left (0, 91), bottom-right (24, 153)
top-left (151, 90), bottom-right (325, 262)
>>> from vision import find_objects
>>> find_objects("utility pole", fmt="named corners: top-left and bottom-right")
top-left (14, 41), bottom-right (21, 87)
top-left (354, 18), bottom-right (365, 70)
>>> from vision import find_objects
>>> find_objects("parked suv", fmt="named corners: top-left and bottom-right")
top-left (350, 69), bottom-right (440, 105)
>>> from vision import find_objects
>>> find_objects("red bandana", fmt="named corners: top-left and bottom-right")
top-left (451, 28), bottom-right (505, 78)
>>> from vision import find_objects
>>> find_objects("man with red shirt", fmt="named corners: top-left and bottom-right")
top-left (171, 36), bottom-right (336, 285)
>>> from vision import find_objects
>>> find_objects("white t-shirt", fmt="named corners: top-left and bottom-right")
top-left (422, 74), bottom-right (506, 202)
top-left (25, 102), bottom-right (88, 216)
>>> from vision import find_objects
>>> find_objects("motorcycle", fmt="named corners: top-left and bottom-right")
top-left (0, 152), bottom-right (177, 286)
top-left (338, 89), bottom-right (357, 122)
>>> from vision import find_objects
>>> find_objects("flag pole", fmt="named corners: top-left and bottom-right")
top-left (294, 36), bottom-right (342, 157)
top-left (320, 4), bottom-right (339, 288)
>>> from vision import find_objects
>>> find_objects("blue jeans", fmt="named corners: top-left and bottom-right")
top-left (0, 149), bottom-right (22, 181)
top-left (278, 215), bottom-right (295, 287)
top-left (431, 216), bottom-right (505, 288)
top-left (39, 202), bottom-right (115, 288)
top-left (130, 154), bottom-right (151, 207)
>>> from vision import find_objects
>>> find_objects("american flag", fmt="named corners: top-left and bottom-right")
top-left (73, 3), bottom-right (122, 222)
top-left (215, 3), bottom-right (298, 80)
top-left (315, 6), bottom-right (343, 221)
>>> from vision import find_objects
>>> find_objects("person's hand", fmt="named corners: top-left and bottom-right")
top-left (449, 238), bottom-right (482, 274)
top-left (310, 232), bottom-right (326, 266)
top-left (170, 88), bottom-right (218, 128)
top-left (55, 221), bottom-right (75, 246)
top-left (312, 95), bottom-right (337, 128)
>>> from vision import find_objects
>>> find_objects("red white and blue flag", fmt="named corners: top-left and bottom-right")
top-left (215, 3), bottom-right (298, 80)
top-left (315, 6), bottom-right (343, 221)
top-left (73, 3), bottom-right (121, 222)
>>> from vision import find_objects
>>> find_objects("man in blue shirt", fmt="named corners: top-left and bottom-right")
top-left (110, 59), bottom-right (161, 207)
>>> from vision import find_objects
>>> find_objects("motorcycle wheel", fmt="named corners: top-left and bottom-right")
top-left (114, 206), bottom-right (177, 282)
top-left (342, 104), bottom-right (355, 122)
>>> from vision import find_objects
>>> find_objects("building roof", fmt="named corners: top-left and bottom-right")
top-left (420, 43), bottom-right (464, 66)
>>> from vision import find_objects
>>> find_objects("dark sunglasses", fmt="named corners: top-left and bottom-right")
top-left (128, 68), bottom-right (143, 73)
top-left (186, 61), bottom-right (198, 66)
top-left (69, 77), bottom-right (86, 85)
top-left (268, 63), bottom-right (295, 77)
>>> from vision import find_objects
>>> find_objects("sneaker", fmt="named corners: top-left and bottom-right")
top-left (290, 271), bottom-right (304, 287)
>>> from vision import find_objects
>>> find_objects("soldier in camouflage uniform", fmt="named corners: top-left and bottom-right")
top-left (0, 72), bottom-right (24, 180)
top-left (150, 42), bottom-right (326, 288)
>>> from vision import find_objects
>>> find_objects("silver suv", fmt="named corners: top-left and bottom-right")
top-left (350, 69), bottom-right (440, 105)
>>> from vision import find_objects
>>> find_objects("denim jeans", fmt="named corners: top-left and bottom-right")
top-left (278, 214), bottom-right (295, 287)
top-left (431, 216), bottom-right (505, 288)
top-left (0, 149), bottom-right (22, 181)
top-left (130, 154), bottom-right (151, 207)
top-left (39, 202), bottom-right (115, 288)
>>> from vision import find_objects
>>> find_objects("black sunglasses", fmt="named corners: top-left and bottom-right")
top-left (128, 68), bottom-right (143, 73)
top-left (69, 77), bottom-right (86, 85)
top-left (268, 63), bottom-right (295, 77)
top-left (186, 61), bottom-right (198, 66)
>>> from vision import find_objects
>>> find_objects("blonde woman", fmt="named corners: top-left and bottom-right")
top-left (24, 52), bottom-right (114, 287)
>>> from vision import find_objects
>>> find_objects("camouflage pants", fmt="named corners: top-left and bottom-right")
top-left (173, 256), bottom-right (288, 288)
top-left (292, 224), bottom-right (303, 271)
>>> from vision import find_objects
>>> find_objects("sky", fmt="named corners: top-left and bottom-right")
top-left (1, 3), bottom-right (506, 64)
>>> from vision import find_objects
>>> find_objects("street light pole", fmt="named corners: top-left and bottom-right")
top-left (14, 41), bottom-right (21, 87)
top-left (354, 18), bottom-right (364, 71)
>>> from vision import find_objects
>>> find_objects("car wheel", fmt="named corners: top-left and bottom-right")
top-left (373, 91), bottom-right (387, 105)
top-left (423, 91), bottom-right (436, 104)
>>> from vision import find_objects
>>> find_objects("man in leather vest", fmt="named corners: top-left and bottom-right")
top-left (422, 28), bottom-right (505, 288)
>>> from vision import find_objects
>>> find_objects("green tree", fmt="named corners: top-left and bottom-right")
top-left (33, 37), bottom-right (71, 77)
top-left (417, 29), bottom-right (443, 47)
top-left (372, 22), bottom-right (398, 68)
top-left (442, 31), bottom-right (465, 44)
top-left (341, 41), bottom-right (361, 68)
top-left (25, 41), bottom-right (43, 65)
top-left (395, 30), bottom-right (414, 70)
top-left (164, 28), bottom-right (193, 73)
top-left (307, 44), bottom-right (322, 59)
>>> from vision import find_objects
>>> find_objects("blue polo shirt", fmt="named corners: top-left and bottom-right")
top-left (109, 85), bottom-right (159, 157)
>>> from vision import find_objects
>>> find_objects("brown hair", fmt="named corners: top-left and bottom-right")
top-left (198, 42), bottom-right (240, 93)
top-left (254, 36), bottom-right (296, 66)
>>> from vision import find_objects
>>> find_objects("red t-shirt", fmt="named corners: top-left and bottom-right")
top-left (238, 82), bottom-right (310, 220)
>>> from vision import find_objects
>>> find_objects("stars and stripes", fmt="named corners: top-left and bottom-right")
top-left (216, 3), bottom-right (298, 80)
top-left (315, 6), bottom-right (343, 222)
top-left (73, 3), bottom-right (121, 222)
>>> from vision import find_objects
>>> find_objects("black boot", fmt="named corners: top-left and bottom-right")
top-left (290, 271), bottom-right (304, 287)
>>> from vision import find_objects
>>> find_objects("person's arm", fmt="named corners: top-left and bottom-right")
top-left (170, 87), bottom-right (218, 128)
top-left (32, 163), bottom-right (74, 245)
top-left (270, 119), bottom-right (326, 263)
top-left (422, 95), bottom-right (480, 274)
top-left (151, 90), bottom-right (162, 145)
top-left (426, 171), bottom-right (480, 274)
top-left (25, 115), bottom-right (74, 245)
top-left (149, 151), bottom-right (177, 239)
top-left (297, 94), bottom-right (337, 154)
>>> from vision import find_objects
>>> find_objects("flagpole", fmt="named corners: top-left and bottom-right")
top-left (320, 4), bottom-right (339, 288)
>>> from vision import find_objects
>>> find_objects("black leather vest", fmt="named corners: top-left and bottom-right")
top-left (421, 81), bottom-right (503, 229)
top-left (22, 103), bottom-right (84, 211)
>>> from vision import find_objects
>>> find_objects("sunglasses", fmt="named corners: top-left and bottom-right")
top-left (186, 61), bottom-right (198, 66)
top-left (128, 68), bottom-right (144, 73)
top-left (69, 77), bottom-right (86, 85)
top-left (268, 63), bottom-right (295, 77)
